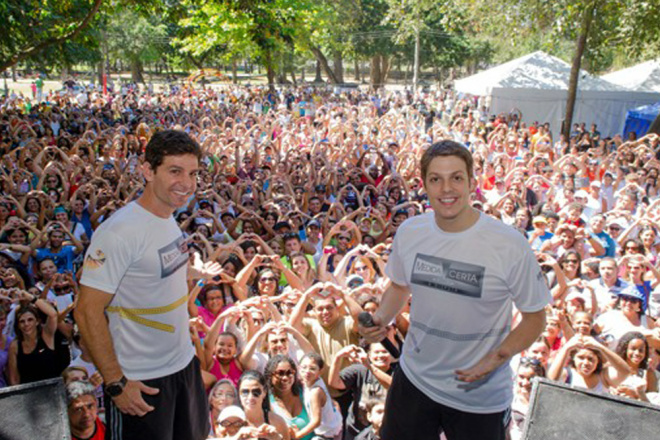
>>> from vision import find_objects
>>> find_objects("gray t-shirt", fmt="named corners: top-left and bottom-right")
top-left (386, 212), bottom-right (551, 413)
top-left (80, 202), bottom-right (194, 380)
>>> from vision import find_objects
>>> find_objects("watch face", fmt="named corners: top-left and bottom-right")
top-left (106, 383), bottom-right (124, 397)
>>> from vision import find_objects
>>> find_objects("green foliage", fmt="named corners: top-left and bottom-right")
top-left (106, 9), bottom-right (168, 66)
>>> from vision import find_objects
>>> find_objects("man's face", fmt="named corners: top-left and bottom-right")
top-left (49, 231), bottom-right (65, 248)
top-left (314, 297), bottom-right (339, 328)
top-left (590, 216), bottom-right (605, 233)
top-left (368, 343), bottom-right (392, 371)
top-left (267, 331), bottom-right (289, 356)
top-left (68, 395), bottom-right (97, 434)
top-left (309, 199), bottom-right (321, 214)
top-left (423, 156), bottom-right (475, 229)
top-left (143, 154), bottom-right (199, 213)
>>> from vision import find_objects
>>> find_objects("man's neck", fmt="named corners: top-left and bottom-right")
top-left (71, 423), bottom-right (96, 440)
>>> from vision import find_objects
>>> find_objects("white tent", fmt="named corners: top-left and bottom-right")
top-left (454, 51), bottom-right (660, 137)
top-left (601, 60), bottom-right (660, 93)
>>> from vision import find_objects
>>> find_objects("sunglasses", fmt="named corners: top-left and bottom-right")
top-left (220, 420), bottom-right (245, 429)
top-left (337, 236), bottom-right (350, 242)
top-left (240, 388), bottom-right (263, 398)
top-left (259, 276), bottom-right (277, 283)
top-left (273, 370), bottom-right (295, 378)
top-left (564, 259), bottom-right (579, 264)
top-left (520, 356), bottom-right (542, 366)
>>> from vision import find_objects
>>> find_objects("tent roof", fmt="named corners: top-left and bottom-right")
top-left (602, 60), bottom-right (660, 93)
top-left (628, 101), bottom-right (660, 120)
top-left (455, 51), bottom-right (627, 96)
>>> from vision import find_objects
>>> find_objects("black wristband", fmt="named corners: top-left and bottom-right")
top-left (30, 294), bottom-right (39, 304)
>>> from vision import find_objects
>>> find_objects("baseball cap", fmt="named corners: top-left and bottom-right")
top-left (574, 190), bottom-right (589, 199)
top-left (307, 219), bottom-right (321, 229)
top-left (565, 292), bottom-right (586, 304)
top-left (590, 181), bottom-right (602, 188)
top-left (532, 216), bottom-right (547, 225)
top-left (617, 285), bottom-right (645, 302)
top-left (217, 406), bottom-right (246, 423)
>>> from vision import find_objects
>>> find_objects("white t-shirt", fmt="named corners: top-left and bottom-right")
top-left (595, 310), bottom-right (650, 350)
top-left (80, 202), bottom-right (194, 381)
top-left (386, 212), bottom-right (551, 413)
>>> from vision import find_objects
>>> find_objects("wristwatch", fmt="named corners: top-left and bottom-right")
top-left (105, 376), bottom-right (127, 398)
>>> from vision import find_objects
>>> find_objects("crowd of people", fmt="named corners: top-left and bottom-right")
top-left (1, 79), bottom-right (660, 440)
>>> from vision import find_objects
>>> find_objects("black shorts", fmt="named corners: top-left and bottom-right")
top-left (380, 368), bottom-right (510, 440)
top-left (105, 356), bottom-right (209, 440)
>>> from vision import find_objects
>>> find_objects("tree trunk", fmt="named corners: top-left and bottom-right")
top-left (301, 67), bottom-right (305, 83)
top-left (381, 55), bottom-right (391, 85)
top-left (277, 52), bottom-right (287, 84)
top-left (289, 52), bottom-right (297, 86)
top-left (354, 58), bottom-right (360, 81)
top-left (314, 60), bottom-right (322, 83)
top-left (97, 60), bottom-right (103, 87)
top-left (370, 55), bottom-right (382, 89)
top-left (264, 49), bottom-right (276, 90)
top-left (412, 28), bottom-right (420, 90)
top-left (130, 59), bottom-right (144, 84)
top-left (309, 46), bottom-right (340, 84)
top-left (333, 50), bottom-right (344, 84)
top-left (563, 1), bottom-right (597, 140)
top-left (232, 59), bottom-right (238, 84)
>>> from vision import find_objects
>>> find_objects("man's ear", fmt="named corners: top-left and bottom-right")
top-left (142, 161), bottom-right (154, 183)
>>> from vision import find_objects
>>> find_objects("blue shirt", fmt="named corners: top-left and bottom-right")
top-left (35, 245), bottom-right (77, 273)
top-left (594, 231), bottom-right (616, 258)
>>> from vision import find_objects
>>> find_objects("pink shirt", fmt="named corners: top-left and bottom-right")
top-left (209, 358), bottom-right (243, 388)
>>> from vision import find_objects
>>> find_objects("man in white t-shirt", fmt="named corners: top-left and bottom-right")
top-left (359, 141), bottom-right (551, 440)
top-left (75, 130), bottom-right (222, 440)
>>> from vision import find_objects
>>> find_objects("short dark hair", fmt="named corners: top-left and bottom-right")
top-left (145, 130), bottom-right (202, 171)
top-left (283, 232), bottom-right (301, 243)
top-left (301, 352), bottom-right (325, 370)
top-left (420, 140), bottom-right (473, 182)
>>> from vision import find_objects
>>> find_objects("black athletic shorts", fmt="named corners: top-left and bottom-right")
top-left (380, 368), bottom-right (510, 440)
top-left (105, 356), bottom-right (209, 440)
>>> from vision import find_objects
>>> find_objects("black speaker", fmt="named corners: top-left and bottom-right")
top-left (0, 378), bottom-right (71, 440)
top-left (523, 378), bottom-right (660, 439)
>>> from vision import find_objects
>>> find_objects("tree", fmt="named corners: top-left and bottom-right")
top-left (106, 9), bottom-right (168, 83)
top-left (0, 0), bottom-right (105, 73)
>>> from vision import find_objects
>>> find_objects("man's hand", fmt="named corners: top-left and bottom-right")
top-left (455, 348), bottom-right (511, 383)
top-left (189, 252), bottom-right (223, 280)
top-left (112, 380), bottom-right (160, 416)
top-left (358, 313), bottom-right (388, 344)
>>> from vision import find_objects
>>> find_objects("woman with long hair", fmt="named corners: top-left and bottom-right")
top-left (265, 355), bottom-right (313, 440)
top-left (7, 292), bottom-right (60, 384)
top-left (609, 331), bottom-right (658, 401)
top-left (289, 252), bottom-right (318, 291)
top-left (237, 370), bottom-right (291, 440)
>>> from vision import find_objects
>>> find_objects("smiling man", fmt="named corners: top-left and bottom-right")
top-left (75, 130), bottom-right (220, 440)
top-left (359, 140), bottom-right (552, 440)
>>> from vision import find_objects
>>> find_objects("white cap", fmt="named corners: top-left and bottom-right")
top-left (217, 406), bottom-right (246, 423)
